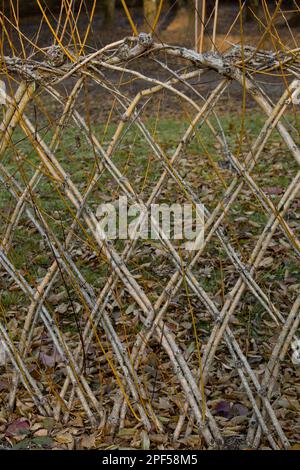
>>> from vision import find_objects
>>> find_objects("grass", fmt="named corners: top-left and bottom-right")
top-left (0, 111), bottom-right (299, 323)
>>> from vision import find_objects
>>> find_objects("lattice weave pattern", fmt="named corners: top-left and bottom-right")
top-left (0, 34), bottom-right (300, 449)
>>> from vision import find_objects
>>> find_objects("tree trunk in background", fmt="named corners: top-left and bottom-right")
top-left (245, 0), bottom-right (259, 22)
top-left (288, 11), bottom-right (300, 26)
top-left (187, 0), bottom-right (194, 34)
top-left (143, 0), bottom-right (158, 32)
top-left (188, 1), bottom-right (215, 51)
top-left (2, 0), bottom-right (60, 16)
top-left (103, 0), bottom-right (116, 26)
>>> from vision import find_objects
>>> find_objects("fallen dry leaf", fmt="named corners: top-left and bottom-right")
top-left (81, 434), bottom-right (96, 449)
top-left (5, 418), bottom-right (30, 437)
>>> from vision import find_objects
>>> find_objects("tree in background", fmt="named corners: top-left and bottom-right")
top-left (245, 0), bottom-right (259, 21)
top-left (103, 0), bottom-right (116, 26)
top-left (143, 0), bottom-right (158, 32)
top-left (2, 1), bottom-right (298, 29)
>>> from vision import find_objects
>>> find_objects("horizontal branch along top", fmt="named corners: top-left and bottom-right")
top-left (2, 33), bottom-right (300, 85)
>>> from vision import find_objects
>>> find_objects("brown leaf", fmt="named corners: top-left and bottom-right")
top-left (6, 418), bottom-right (30, 437)
top-left (289, 444), bottom-right (300, 450)
top-left (259, 257), bottom-right (274, 268)
top-left (81, 434), bottom-right (96, 449)
top-left (56, 303), bottom-right (68, 314)
top-left (55, 432), bottom-right (73, 445)
top-left (34, 429), bottom-right (48, 437)
top-left (263, 186), bottom-right (283, 195)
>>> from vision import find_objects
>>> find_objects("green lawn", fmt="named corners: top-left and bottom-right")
top-left (0, 112), bottom-right (299, 322)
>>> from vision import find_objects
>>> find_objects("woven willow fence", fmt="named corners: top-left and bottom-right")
top-left (0, 33), bottom-right (300, 449)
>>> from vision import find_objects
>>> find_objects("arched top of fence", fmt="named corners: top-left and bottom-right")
top-left (2, 34), bottom-right (300, 85)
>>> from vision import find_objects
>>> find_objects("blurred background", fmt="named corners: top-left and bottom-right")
top-left (1, 1), bottom-right (299, 52)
